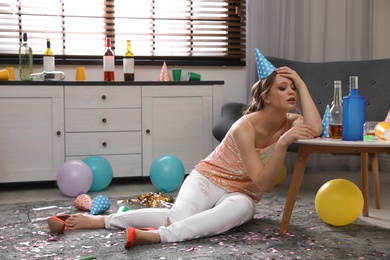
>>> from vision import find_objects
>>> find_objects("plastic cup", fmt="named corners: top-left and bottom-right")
top-left (5, 67), bottom-right (15, 80)
top-left (0, 68), bottom-right (9, 81)
top-left (187, 72), bottom-right (201, 81)
top-left (172, 68), bottom-right (182, 81)
top-left (374, 121), bottom-right (390, 140)
top-left (364, 121), bottom-right (379, 139)
top-left (75, 67), bottom-right (86, 81)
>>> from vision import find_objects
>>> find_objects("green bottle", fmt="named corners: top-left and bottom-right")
top-left (19, 32), bottom-right (33, 80)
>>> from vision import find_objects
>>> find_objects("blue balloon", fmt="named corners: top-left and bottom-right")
top-left (150, 155), bottom-right (185, 193)
top-left (83, 156), bottom-right (113, 192)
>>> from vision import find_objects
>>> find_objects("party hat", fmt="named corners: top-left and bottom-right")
top-left (385, 110), bottom-right (390, 123)
top-left (321, 105), bottom-right (330, 138)
top-left (254, 48), bottom-right (276, 80)
top-left (158, 62), bottom-right (171, 81)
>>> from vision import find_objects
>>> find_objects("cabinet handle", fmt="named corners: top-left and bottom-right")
top-left (56, 131), bottom-right (61, 136)
top-left (146, 129), bottom-right (151, 134)
top-left (102, 142), bottom-right (107, 147)
top-left (102, 118), bottom-right (107, 123)
top-left (102, 95), bottom-right (107, 100)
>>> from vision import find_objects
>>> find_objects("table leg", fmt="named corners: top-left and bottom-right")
top-left (280, 145), bottom-right (310, 235)
top-left (361, 152), bottom-right (369, 217)
top-left (371, 153), bottom-right (380, 209)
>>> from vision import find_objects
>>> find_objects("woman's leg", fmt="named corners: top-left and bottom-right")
top-left (158, 192), bottom-right (256, 242)
top-left (104, 170), bottom-right (226, 230)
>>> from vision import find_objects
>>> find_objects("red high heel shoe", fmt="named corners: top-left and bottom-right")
top-left (47, 214), bottom-right (71, 234)
top-left (124, 227), bottom-right (156, 249)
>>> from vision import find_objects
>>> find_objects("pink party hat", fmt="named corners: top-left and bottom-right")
top-left (386, 110), bottom-right (390, 123)
top-left (158, 62), bottom-right (171, 81)
top-left (254, 48), bottom-right (276, 80)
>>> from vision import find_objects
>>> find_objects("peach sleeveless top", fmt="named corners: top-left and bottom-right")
top-left (195, 134), bottom-right (276, 203)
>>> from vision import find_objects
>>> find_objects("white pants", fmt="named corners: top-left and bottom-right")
top-left (104, 170), bottom-right (256, 243)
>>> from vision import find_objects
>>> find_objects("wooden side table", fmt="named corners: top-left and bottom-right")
top-left (280, 138), bottom-right (390, 235)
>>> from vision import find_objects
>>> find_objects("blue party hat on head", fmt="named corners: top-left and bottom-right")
top-left (255, 48), bottom-right (276, 80)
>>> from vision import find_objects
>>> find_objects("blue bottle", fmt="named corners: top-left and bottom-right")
top-left (342, 76), bottom-right (364, 141)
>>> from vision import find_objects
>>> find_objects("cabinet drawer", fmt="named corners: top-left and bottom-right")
top-left (65, 108), bottom-right (141, 132)
top-left (65, 85), bottom-right (141, 108)
top-left (66, 154), bottom-right (142, 177)
top-left (66, 132), bottom-right (141, 156)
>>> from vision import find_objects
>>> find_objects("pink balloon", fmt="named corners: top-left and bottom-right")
top-left (57, 160), bottom-right (93, 197)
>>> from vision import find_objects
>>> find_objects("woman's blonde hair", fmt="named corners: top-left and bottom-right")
top-left (244, 71), bottom-right (277, 115)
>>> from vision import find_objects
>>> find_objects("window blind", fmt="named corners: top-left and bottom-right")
top-left (0, 0), bottom-right (246, 62)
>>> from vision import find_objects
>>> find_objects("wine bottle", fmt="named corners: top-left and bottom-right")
top-left (342, 76), bottom-right (364, 141)
top-left (19, 32), bottom-right (33, 81)
top-left (30, 71), bottom-right (65, 81)
top-left (43, 38), bottom-right (55, 80)
top-left (123, 40), bottom-right (135, 81)
top-left (103, 37), bottom-right (115, 81)
top-left (328, 80), bottom-right (343, 138)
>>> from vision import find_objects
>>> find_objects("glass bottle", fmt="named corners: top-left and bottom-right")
top-left (342, 76), bottom-right (364, 141)
top-left (328, 80), bottom-right (343, 138)
top-left (19, 32), bottom-right (33, 81)
top-left (123, 40), bottom-right (135, 81)
top-left (103, 37), bottom-right (115, 81)
top-left (43, 38), bottom-right (55, 80)
top-left (30, 71), bottom-right (65, 81)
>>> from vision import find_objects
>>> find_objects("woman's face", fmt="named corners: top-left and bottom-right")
top-left (265, 74), bottom-right (297, 110)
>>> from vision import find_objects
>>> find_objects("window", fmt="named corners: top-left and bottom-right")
top-left (0, 0), bottom-right (246, 65)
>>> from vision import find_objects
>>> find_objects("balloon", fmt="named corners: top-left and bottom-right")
top-left (150, 155), bottom-right (185, 193)
top-left (274, 164), bottom-right (287, 186)
top-left (83, 156), bottom-right (113, 192)
top-left (315, 178), bottom-right (364, 226)
top-left (57, 160), bottom-right (93, 197)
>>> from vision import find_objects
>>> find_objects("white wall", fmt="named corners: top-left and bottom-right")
top-left (373, 0), bottom-right (390, 59)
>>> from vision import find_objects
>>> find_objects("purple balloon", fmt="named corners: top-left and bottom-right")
top-left (57, 160), bottom-right (93, 197)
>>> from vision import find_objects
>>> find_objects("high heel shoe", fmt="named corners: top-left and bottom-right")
top-left (47, 214), bottom-right (70, 234)
top-left (124, 227), bottom-right (156, 249)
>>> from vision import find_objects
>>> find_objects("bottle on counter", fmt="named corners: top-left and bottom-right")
top-left (30, 71), bottom-right (65, 81)
top-left (342, 76), bottom-right (364, 141)
top-left (103, 37), bottom-right (115, 81)
top-left (123, 40), bottom-right (135, 81)
top-left (328, 80), bottom-right (343, 138)
top-left (43, 38), bottom-right (55, 80)
top-left (19, 32), bottom-right (33, 81)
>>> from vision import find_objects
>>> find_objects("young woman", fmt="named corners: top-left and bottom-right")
top-left (63, 66), bottom-right (322, 248)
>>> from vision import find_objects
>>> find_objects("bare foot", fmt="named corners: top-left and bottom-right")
top-left (65, 213), bottom-right (106, 230)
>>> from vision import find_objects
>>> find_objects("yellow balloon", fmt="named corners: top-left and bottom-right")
top-left (315, 179), bottom-right (364, 226)
top-left (274, 164), bottom-right (287, 186)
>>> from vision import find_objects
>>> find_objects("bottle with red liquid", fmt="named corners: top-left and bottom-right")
top-left (103, 37), bottom-right (115, 81)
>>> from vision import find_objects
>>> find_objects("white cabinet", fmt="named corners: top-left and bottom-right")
top-left (0, 85), bottom-right (64, 182)
top-left (64, 85), bottom-right (142, 177)
top-left (0, 82), bottom-right (223, 182)
top-left (142, 84), bottom-right (223, 175)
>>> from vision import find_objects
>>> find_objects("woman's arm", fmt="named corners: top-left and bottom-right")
top-left (231, 118), bottom-right (316, 193)
top-left (276, 67), bottom-right (322, 136)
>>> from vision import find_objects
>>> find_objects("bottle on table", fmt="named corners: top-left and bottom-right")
top-left (19, 32), bottom-right (33, 81)
top-left (123, 40), bottom-right (135, 81)
top-left (328, 80), bottom-right (343, 138)
top-left (342, 76), bottom-right (364, 141)
top-left (43, 38), bottom-right (55, 79)
top-left (103, 37), bottom-right (115, 81)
